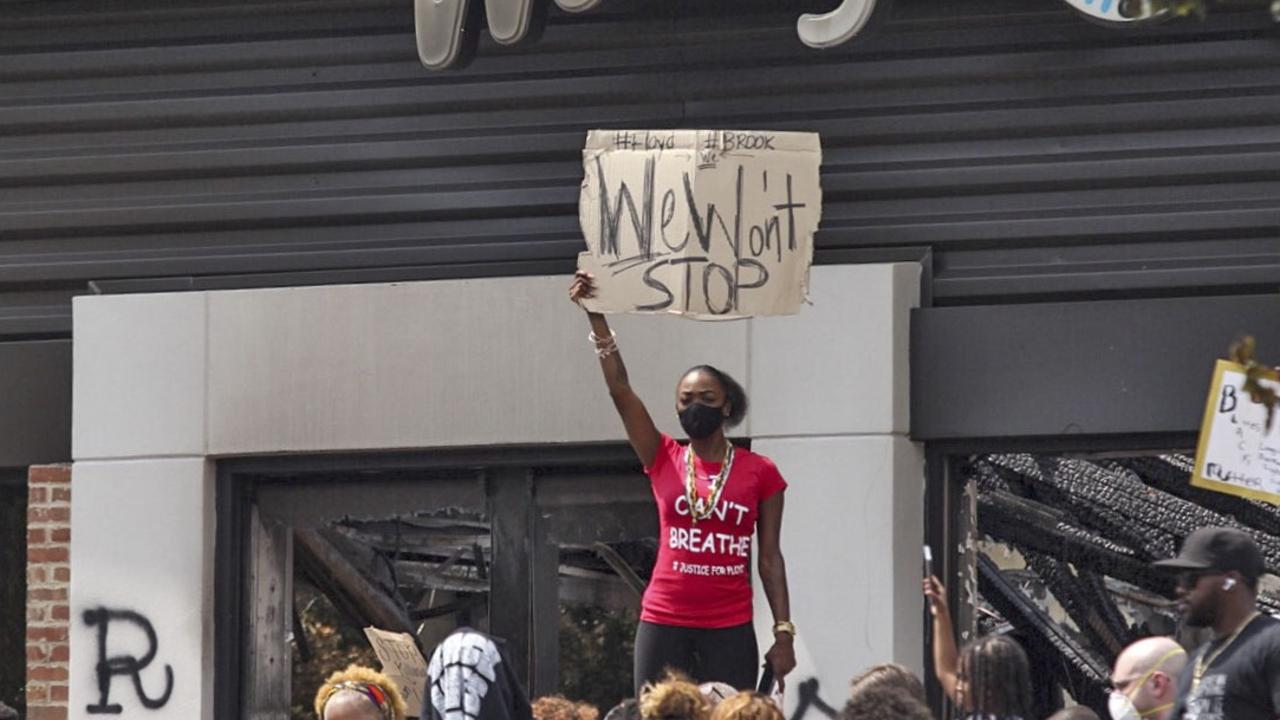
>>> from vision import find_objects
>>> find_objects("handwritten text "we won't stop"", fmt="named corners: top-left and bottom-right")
top-left (578, 130), bottom-right (821, 320)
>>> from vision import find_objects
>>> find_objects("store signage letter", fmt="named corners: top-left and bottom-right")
top-left (415, 0), bottom-right (604, 71)
top-left (796, 0), bottom-right (884, 49)
top-left (1060, 0), bottom-right (1166, 24)
top-left (415, 0), bottom-right (1171, 71)
top-left (415, 0), bottom-right (892, 70)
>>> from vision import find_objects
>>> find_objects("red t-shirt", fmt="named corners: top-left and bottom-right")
top-left (641, 434), bottom-right (787, 628)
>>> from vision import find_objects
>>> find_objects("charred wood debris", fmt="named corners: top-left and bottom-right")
top-left (967, 453), bottom-right (1280, 713)
top-left (292, 511), bottom-right (655, 653)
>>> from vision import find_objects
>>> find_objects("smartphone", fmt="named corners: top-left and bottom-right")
top-left (757, 662), bottom-right (775, 694)
top-left (923, 545), bottom-right (934, 579)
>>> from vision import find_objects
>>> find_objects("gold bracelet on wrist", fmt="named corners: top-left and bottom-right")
top-left (773, 620), bottom-right (796, 637)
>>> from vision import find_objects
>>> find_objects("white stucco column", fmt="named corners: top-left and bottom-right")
top-left (71, 292), bottom-right (214, 720)
top-left (69, 459), bottom-right (214, 719)
top-left (750, 264), bottom-right (924, 714)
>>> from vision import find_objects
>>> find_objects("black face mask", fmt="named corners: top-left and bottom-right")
top-left (678, 402), bottom-right (726, 440)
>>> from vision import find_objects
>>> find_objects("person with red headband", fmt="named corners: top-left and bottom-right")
top-left (315, 665), bottom-right (408, 720)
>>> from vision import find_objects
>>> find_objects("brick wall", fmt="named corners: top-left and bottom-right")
top-left (26, 465), bottom-right (70, 720)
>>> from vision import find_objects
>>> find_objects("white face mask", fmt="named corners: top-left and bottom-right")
top-left (1108, 691), bottom-right (1141, 720)
top-left (1108, 692), bottom-right (1174, 720)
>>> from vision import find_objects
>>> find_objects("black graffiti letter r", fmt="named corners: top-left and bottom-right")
top-left (84, 607), bottom-right (175, 714)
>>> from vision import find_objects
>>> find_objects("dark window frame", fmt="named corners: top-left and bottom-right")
top-left (214, 442), bottom-right (647, 720)
top-left (0, 467), bottom-right (28, 715)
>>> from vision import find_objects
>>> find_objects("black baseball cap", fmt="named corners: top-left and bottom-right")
top-left (1153, 526), bottom-right (1265, 579)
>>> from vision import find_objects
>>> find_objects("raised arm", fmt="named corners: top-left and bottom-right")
top-left (569, 271), bottom-right (662, 467)
top-left (924, 575), bottom-right (961, 704)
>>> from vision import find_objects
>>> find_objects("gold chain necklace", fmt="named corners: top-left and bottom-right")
top-left (683, 443), bottom-right (734, 525)
top-left (1192, 610), bottom-right (1260, 690)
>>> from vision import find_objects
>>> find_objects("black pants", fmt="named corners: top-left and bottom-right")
top-left (633, 620), bottom-right (759, 695)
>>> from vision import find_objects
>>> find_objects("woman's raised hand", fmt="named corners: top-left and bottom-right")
top-left (569, 270), bottom-right (597, 306)
top-left (571, 269), bottom-right (659, 467)
top-left (922, 573), bottom-right (961, 703)
top-left (923, 575), bottom-right (948, 617)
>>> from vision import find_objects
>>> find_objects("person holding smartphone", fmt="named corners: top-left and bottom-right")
top-left (570, 271), bottom-right (797, 695)
top-left (923, 573), bottom-right (1034, 719)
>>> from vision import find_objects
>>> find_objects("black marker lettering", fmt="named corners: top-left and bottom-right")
top-left (703, 263), bottom-right (735, 315)
top-left (774, 173), bottom-right (807, 251)
top-left (732, 165), bottom-right (744, 311)
top-left (683, 172), bottom-right (731, 253)
top-left (596, 155), bottom-right (655, 258)
top-left (638, 260), bottom-right (675, 311)
top-left (1220, 385), bottom-right (1238, 414)
top-left (749, 225), bottom-right (767, 257)
top-left (668, 256), bottom-right (707, 311)
top-left (736, 258), bottom-right (769, 291)
top-left (660, 188), bottom-right (687, 252)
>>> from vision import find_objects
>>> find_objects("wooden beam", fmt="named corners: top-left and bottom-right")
top-left (243, 506), bottom-right (292, 720)
top-left (531, 515), bottom-right (560, 697)
top-left (410, 594), bottom-right (488, 621)
top-left (332, 523), bottom-right (492, 557)
top-left (487, 467), bottom-right (533, 692)
top-left (557, 566), bottom-right (639, 612)
top-left (392, 560), bottom-right (489, 593)
top-left (591, 542), bottom-right (646, 597)
top-left (294, 529), bottom-right (417, 643)
top-left (292, 604), bottom-right (311, 663)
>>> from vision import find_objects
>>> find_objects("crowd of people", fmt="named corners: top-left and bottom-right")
top-left (306, 276), bottom-right (1280, 720)
top-left (914, 525), bottom-right (1280, 720)
top-left (312, 526), bottom-right (1280, 720)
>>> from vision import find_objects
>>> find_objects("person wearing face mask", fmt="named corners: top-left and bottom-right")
top-left (569, 271), bottom-right (796, 696)
top-left (1153, 526), bottom-right (1280, 720)
top-left (1107, 637), bottom-right (1187, 720)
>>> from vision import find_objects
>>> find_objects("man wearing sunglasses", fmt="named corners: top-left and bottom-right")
top-left (1107, 636), bottom-right (1187, 720)
top-left (1153, 526), bottom-right (1280, 720)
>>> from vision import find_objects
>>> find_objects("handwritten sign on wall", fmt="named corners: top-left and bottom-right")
top-left (1192, 359), bottom-right (1280, 505)
top-left (577, 129), bottom-right (821, 320)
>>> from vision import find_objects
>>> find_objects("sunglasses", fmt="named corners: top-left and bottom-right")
top-left (1175, 569), bottom-right (1223, 588)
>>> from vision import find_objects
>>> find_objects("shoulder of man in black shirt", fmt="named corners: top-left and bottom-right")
top-left (1171, 614), bottom-right (1280, 720)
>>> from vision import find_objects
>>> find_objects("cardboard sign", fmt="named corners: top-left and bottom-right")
top-left (364, 627), bottom-right (429, 718)
top-left (1192, 359), bottom-right (1280, 505)
top-left (577, 129), bottom-right (821, 320)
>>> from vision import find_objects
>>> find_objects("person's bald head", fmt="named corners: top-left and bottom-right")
top-left (323, 690), bottom-right (387, 720)
top-left (1110, 637), bottom-right (1187, 720)
top-left (1114, 636), bottom-right (1187, 680)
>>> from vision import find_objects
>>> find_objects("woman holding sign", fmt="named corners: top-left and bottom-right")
top-left (569, 270), bottom-right (796, 695)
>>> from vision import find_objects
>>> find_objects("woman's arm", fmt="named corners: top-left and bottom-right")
top-left (757, 491), bottom-right (796, 681)
top-left (569, 271), bottom-right (662, 467)
top-left (923, 575), bottom-right (961, 703)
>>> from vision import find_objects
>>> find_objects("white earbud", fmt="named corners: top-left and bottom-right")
top-left (1223, 578), bottom-right (1237, 590)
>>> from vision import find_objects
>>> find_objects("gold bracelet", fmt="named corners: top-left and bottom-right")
top-left (773, 620), bottom-right (796, 637)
